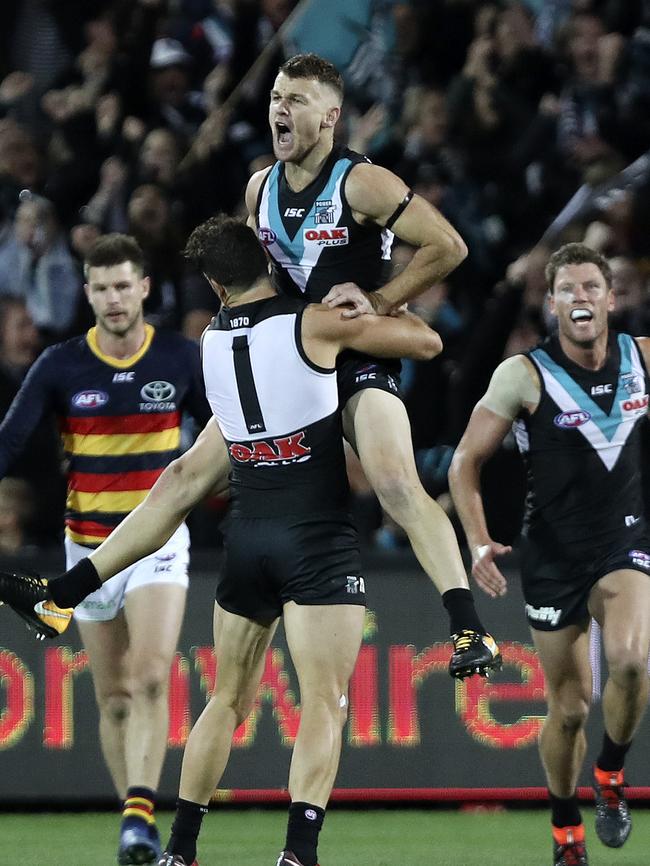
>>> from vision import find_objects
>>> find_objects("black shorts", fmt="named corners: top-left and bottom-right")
top-left (336, 352), bottom-right (402, 407)
top-left (217, 511), bottom-right (366, 625)
top-left (521, 533), bottom-right (650, 631)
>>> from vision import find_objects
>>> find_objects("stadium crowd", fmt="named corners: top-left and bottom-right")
top-left (0, 0), bottom-right (649, 551)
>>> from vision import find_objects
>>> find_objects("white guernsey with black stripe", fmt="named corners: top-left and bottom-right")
top-left (202, 295), bottom-right (350, 517)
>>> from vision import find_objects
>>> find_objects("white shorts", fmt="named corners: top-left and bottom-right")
top-left (67, 523), bottom-right (190, 622)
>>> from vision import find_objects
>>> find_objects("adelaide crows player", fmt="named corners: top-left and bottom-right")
top-left (0, 234), bottom-right (212, 865)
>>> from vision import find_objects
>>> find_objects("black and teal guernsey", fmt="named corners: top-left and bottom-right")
top-left (0, 325), bottom-right (210, 545)
top-left (202, 295), bottom-right (350, 518)
top-left (513, 332), bottom-right (648, 555)
top-left (255, 145), bottom-right (393, 302)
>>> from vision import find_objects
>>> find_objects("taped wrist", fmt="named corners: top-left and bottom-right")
top-left (49, 557), bottom-right (102, 608)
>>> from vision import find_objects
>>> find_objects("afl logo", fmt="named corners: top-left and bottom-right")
top-left (258, 227), bottom-right (277, 246)
top-left (140, 381), bottom-right (176, 402)
top-left (554, 410), bottom-right (591, 428)
top-left (72, 390), bottom-right (108, 409)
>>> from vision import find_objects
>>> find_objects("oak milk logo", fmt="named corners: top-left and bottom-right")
top-left (303, 227), bottom-right (349, 247)
top-left (553, 410), bottom-right (591, 428)
top-left (619, 394), bottom-right (649, 417)
top-left (314, 199), bottom-right (335, 224)
top-left (258, 227), bottom-right (277, 246)
top-left (72, 390), bottom-right (108, 409)
top-left (229, 432), bottom-right (311, 465)
top-left (140, 380), bottom-right (176, 412)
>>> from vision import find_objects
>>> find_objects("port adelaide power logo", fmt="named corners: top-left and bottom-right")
top-left (140, 380), bottom-right (176, 412)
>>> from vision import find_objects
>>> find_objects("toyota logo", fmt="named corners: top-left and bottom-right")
top-left (140, 380), bottom-right (176, 401)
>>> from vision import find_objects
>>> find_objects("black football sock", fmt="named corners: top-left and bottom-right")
top-left (442, 587), bottom-right (486, 634)
top-left (167, 798), bottom-right (208, 864)
top-left (549, 792), bottom-right (582, 828)
top-left (48, 557), bottom-right (102, 608)
top-left (285, 802), bottom-right (324, 866)
top-left (597, 732), bottom-right (632, 772)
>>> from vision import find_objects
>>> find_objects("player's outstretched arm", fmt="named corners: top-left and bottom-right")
top-left (302, 304), bottom-right (442, 367)
top-left (47, 419), bottom-right (228, 608)
top-left (90, 417), bottom-right (227, 579)
top-left (448, 357), bottom-right (533, 597)
top-left (323, 162), bottom-right (467, 318)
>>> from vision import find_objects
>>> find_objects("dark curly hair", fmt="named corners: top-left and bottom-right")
top-left (184, 215), bottom-right (267, 291)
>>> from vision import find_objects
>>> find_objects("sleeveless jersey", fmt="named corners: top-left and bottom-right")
top-left (0, 325), bottom-right (210, 545)
top-left (513, 332), bottom-right (648, 553)
top-left (202, 295), bottom-right (349, 517)
top-left (255, 145), bottom-right (393, 302)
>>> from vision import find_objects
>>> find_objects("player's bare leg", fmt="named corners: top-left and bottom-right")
top-left (164, 604), bottom-right (277, 865)
top-left (281, 601), bottom-right (365, 866)
top-left (77, 614), bottom-right (131, 796)
top-left (344, 389), bottom-right (501, 678)
top-left (79, 582), bottom-right (186, 864)
top-left (344, 390), bottom-right (467, 593)
top-left (532, 624), bottom-right (591, 865)
top-left (588, 569), bottom-right (650, 848)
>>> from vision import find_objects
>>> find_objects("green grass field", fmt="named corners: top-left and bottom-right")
top-left (1, 808), bottom-right (648, 866)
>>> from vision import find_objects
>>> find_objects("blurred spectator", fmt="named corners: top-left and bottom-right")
top-left (609, 255), bottom-right (650, 335)
top-left (0, 194), bottom-right (81, 336)
top-left (147, 37), bottom-right (207, 138)
top-left (0, 122), bottom-right (43, 221)
top-left (0, 0), bottom-right (648, 552)
top-left (0, 477), bottom-right (36, 555)
top-left (125, 183), bottom-right (185, 329)
top-left (0, 298), bottom-right (65, 544)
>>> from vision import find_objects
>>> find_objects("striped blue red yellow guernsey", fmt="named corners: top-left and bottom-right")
top-left (0, 324), bottom-right (210, 547)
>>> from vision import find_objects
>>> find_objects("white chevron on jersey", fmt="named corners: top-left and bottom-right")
top-left (202, 312), bottom-right (337, 442)
top-left (258, 169), bottom-right (348, 293)
top-left (530, 340), bottom-right (646, 471)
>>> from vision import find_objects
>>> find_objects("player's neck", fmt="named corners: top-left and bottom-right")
top-left (94, 320), bottom-right (147, 360)
top-left (559, 330), bottom-right (609, 370)
top-left (284, 136), bottom-right (334, 192)
top-left (225, 279), bottom-right (276, 308)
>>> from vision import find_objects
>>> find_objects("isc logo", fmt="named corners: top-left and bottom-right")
top-left (113, 371), bottom-right (135, 383)
top-left (284, 207), bottom-right (305, 217)
top-left (591, 383), bottom-right (612, 395)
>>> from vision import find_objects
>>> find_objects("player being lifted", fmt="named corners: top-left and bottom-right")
top-left (246, 53), bottom-right (499, 678)
top-left (449, 244), bottom-right (650, 866)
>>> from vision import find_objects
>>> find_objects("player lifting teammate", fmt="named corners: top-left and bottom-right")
top-left (1, 216), bottom-right (444, 865)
